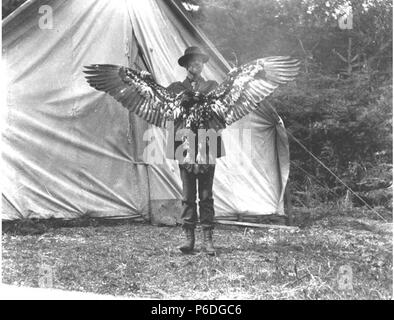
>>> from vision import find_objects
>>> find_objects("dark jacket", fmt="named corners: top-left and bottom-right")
top-left (165, 76), bottom-right (226, 162)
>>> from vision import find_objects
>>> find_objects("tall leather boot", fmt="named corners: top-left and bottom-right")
top-left (203, 229), bottom-right (216, 256)
top-left (179, 227), bottom-right (195, 254)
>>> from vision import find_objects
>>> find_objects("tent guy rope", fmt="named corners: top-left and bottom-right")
top-left (287, 131), bottom-right (388, 223)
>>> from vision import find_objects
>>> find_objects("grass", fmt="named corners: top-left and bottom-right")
top-left (2, 210), bottom-right (392, 299)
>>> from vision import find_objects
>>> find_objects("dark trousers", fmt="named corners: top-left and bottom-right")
top-left (179, 165), bottom-right (216, 230)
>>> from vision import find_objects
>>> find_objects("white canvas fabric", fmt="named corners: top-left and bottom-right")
top-left (2, 0), bottom-right (289, 221)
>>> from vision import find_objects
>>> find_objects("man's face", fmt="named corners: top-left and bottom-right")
top-left (187, 56), bottom-right (204, 76)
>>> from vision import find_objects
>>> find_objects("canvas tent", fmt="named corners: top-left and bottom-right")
top-left (1, 0), bottom-right (290, 223)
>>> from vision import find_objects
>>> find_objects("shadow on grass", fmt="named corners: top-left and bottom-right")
top-left (2, 216), bottom-right (148, 236)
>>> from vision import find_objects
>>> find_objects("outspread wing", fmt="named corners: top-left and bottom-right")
top-left (83, 64), bottom-right (181, 128)
top-left (207, 56), bottom-right (300, 126)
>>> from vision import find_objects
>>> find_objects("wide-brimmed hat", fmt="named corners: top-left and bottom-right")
top-left (178, 46), bottom-right (209, 67)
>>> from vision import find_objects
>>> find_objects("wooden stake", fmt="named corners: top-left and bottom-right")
top-left (216, 220), bottom-right (299, 231)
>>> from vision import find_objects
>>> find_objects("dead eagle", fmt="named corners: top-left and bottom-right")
top-left (83, 56), bottom-right (300, 130)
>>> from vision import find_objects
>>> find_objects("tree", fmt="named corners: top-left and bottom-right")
top-left (2, 0), bottom-right (28, 19)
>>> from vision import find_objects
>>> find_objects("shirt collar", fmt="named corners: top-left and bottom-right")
top-left (182, 75), bottom-right (204, 90)
top-left (186, 74), bottom-right (204, 83)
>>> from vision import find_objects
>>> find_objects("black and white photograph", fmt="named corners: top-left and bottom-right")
top-left (1, 0), bottom-right (392, 302)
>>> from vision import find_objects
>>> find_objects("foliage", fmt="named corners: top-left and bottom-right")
top-left (185, 0), bottom-right (392, 208)
top-left (275, 72), bottom-right (392, 202)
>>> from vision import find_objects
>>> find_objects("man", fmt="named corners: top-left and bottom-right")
top-left (166, 46), bottom-right (225, 255)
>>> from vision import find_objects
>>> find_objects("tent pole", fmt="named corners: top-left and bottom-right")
top-left (165, 0), bottom-right (231, 72)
